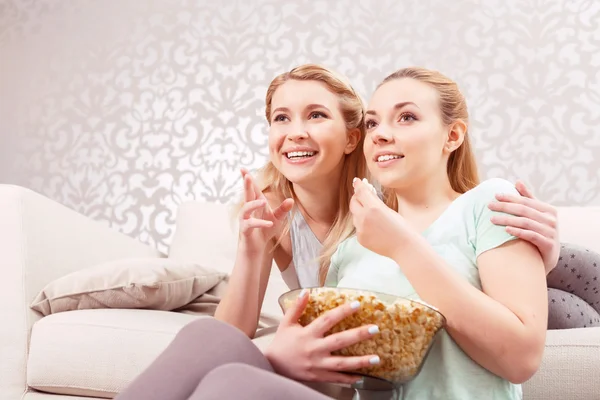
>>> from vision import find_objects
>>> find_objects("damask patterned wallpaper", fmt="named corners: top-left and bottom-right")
top-left (1, 0), bottom-right (599, 252)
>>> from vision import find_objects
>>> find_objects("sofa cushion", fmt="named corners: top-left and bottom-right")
top-left (523, 327), bottom-right (600, 400)
top-left (30, 258), bottom-right (225, 316)
top-left (27, 310), bottom-right (278, 398)
top-left (27, 309), bottom-right (203, 398)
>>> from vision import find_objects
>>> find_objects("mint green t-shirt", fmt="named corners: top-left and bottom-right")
top-left (326, 178), bottom-right (523, 400)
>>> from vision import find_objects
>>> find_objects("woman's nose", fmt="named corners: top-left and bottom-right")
top-left (371, 128), bottom-right (392, 144)
top-left (286, 123), bottom-right (309, 141)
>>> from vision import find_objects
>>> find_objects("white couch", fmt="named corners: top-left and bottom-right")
top-left (1, 184), bottom-right (599, 400)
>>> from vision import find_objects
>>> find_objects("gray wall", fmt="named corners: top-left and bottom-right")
top-left (1, 0), bottom-right (599, 252)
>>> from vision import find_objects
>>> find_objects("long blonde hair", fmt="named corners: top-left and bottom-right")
top-left (258, 64), bottom-right (369, 284)
top-left (377, 67), bottom-right (480, 210)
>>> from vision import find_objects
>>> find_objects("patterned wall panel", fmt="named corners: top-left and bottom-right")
top-left (1, 0), bottom-right (598, 252)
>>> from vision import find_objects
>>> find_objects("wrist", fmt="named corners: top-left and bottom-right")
top-left (390, 229), bottom-right (422, 263)
top-left (263, 346), bottom-right (281, 374)
top-left (239, 236), bottom-right (270, 255)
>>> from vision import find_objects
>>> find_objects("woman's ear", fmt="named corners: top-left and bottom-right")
top-left (444, 120), bottom-right (467, 154)
top-left (345, 128), bottom-right (361, 154)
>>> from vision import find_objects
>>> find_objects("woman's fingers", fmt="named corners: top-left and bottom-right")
top-left (488, 200), bottom-right (557, 229)
top-left (243, 172), bottom-right (255, 203)
top-left (272, 198), bottom-right (294, 221)
top-left (490, 215), bottom-right (554, 239)
top-left (492, 192), bottom-right (556, 216)
top-left (308, 300), bottom-right (362, 337)
top-left (318, 354), bottom-right (381, 373)
top-left (240, 168), bottom-right (266, 201)
top-left (320, 325), bottom-right (379, 353)
top-left (241, 218), bottom-right (273, 231)
top-left (241, 199), bottom-right (267, 219)
top-left (281, 289), bottom-right (310, 326)
top-left (505, 226), bottom-right (552, 252)
top-left (515, 180), bottom-right (535, 199)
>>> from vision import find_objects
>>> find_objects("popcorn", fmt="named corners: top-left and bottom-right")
top-left (283, 287), bottom-right (445, 383)
top-left (354, 177), bottom-right (378, 195)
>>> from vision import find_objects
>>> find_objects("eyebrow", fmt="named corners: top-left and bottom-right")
top-left (272, 104), bottom-right (331, 116)
top-left (365, 101), bottom-right (419, 116)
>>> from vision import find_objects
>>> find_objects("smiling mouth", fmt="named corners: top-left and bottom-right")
top-left (285, 151), bottom-right (317, 160)
top-left (376, 154), bottom-right (404, 162)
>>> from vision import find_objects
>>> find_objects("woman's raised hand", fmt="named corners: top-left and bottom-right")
top-left (238, 168), bottom-right (293, 253)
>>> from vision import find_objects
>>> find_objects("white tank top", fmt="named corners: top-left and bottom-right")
top-left (280, 209), bottom-right (322, 289)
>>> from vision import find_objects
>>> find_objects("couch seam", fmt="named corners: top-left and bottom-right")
top-left (29, 383), bottom-right (115, 396)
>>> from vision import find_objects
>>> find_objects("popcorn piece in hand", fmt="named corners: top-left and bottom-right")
top-left (354, 177), bottom-right (378, 195)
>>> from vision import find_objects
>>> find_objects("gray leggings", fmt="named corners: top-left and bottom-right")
top-left (115, 318), bottom-right (332, 400)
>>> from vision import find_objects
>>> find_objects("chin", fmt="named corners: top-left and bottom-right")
top-left (278, 164), bottom-right (320, 185)
top-left (372, 172), bottom-right (407, 191)
top-left (280, 170), bottom-right (314, 185)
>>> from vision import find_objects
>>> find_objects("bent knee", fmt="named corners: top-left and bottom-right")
top-left (176, 318), bottom-right (229, 341)
top-left (175, 317), bottom-right (251, 347)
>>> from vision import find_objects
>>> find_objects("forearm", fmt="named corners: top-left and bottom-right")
top-left (392, 234), bottom-right (542, 383)
top-left (214, 242), bottom-right (272, 338)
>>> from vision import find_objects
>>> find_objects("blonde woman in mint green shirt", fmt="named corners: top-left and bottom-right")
top-left (326, 67), bottom-right (548, 400)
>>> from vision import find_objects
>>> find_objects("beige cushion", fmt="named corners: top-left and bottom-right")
top-left (169, 201), bottom-right (289, 323)
top-left (523, 327), bottom-right (600, 400)
top-left (27, 309), bottom-right (203, 398)
top-left (30, 258), bottom-right (225, 316)
top-left (27, 311), bottom-right (283, 399)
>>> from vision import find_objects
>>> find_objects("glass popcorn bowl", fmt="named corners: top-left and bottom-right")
top-left (278, 287), bottom-right (446, 399)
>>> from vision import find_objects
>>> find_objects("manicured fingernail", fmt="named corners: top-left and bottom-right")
top-left (298, 289), bottom-right (307, 299)
top-left (353, 177), bottom-right (359, 185)
top-left (350, 300), bottom-right (361, 309)
top-left (368, 325), bottom-right (380, 335)
top-left (369, 356), bottom-right (380, 365)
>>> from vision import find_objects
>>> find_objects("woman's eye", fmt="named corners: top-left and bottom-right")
top-left (273, 114), bottom-right (288, 122)
top-left (399, 113), bottom-right (416, 122)
top-left (365, 120), bottom-right (377, 129)
top-left (309, 111), bottom-right (327, 119)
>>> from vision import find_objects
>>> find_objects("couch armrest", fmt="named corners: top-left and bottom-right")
top-left (523, 327), bottom-right (600, 400)
top-left (0, 185), bottom-right (163, 399)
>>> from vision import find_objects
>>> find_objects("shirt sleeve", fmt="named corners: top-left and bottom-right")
top-left (473, 178), bottom-right (520, 259)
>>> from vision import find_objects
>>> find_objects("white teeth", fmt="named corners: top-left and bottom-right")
top-left (287, 151), bottom-right (316, 159)
top-left (377, 154), bottom-right (402, 162)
